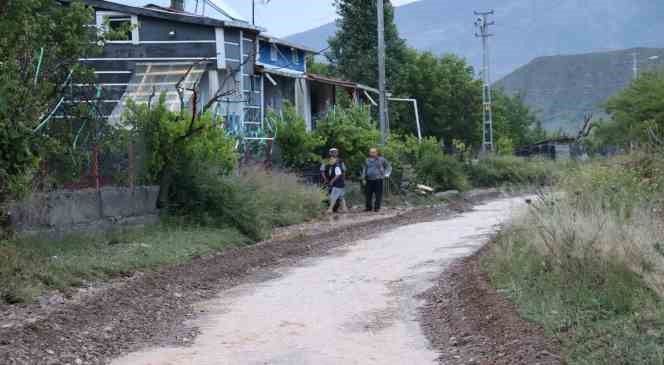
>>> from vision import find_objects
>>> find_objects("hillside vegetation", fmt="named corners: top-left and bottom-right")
top-left (496, 47), bottom-right (664, 133)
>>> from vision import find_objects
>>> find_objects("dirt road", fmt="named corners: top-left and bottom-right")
top-left (112, 197), bottom-right (528, 365)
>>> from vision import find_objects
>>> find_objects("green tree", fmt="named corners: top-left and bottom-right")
top-left (393, 51), bottom-right (482, 146)
top-left (271, 103), bottom-right (324, 169)
top-left (327, 0), bottom-right (408, 89)
top-left (0, 0), bottom-right (95, 206)
top-left (122, 96), bottom-right (238, 208)
top-left (601, 71), bottom-right (664, 146)
top-left (492, 89), bottom-right (542, 146)
top-left (314, 106), bottom-right (381, 176)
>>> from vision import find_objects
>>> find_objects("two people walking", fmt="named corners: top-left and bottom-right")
top-left (322, 147), bottom-right (391, 214)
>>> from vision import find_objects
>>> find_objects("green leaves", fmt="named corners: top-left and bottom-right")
top-left (271, 103), bottom-right (324, 169)
top-left (0, 0), bottom-right (95, 204)
top-left (600, 71), bottom-right (664, 147)
top-left (328, 0), bottom-right (408, 89)
top-left (314, 106), bottom-right (381, 176)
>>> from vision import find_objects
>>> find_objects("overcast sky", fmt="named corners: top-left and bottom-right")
top-left (120, 0), bottom-right (419, 37)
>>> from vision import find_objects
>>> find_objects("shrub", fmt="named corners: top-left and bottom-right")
top-left (467, 155), bottom-right (557, 188)
top-left (415, 150), bottom-right (470, 191)
top-left (314, 106), bottom-right (381, 176)
top-left (271, 103), bottom-right (323, 169)
top-left (174, 167), bottom-right (324, 241)
top-left (484, 151), bottom-right (664, 363)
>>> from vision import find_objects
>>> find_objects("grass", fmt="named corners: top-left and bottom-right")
top-left (0, 224), bottom-right (249, 304)
top-left (483, 152), bottom-right (664, 364)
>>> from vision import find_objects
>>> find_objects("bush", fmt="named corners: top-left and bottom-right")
top-left (483, 151), bottom-right (664, 363)
top-left (415, 150), bottom-right (470, 191)
top-left (271, 103), bottom-right (323, 169)
top-left (314, 106), bottom-right (381, 176)
top-left (467, 155), bottom-right (557, 188)
top-left (174, 167), bottom-right (324, 241)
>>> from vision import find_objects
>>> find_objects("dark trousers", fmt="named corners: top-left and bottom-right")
top-left (365, 179), bottom-right (384, 211)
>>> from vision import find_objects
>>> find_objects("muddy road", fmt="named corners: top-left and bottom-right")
top-left (111, 197), bottom-right (528, 365)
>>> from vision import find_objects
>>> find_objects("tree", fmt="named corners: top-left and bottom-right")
top-left (327, 0), bottom-right (408, 89)
top-left (601, 71), bottom-right (664, 146)
top-left (0, 0), bottom-right (95, 205)
top-left (492, 89), bottom-right (543, 146)
top-left (392, 51), bottom-right (482, 146)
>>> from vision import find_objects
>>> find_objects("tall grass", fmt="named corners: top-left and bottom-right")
top-left (484, 152), bottom-right (664, 364)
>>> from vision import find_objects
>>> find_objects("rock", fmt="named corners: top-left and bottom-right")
top-left (75, 359), bottom-right (83, 365)
top-left (450, 336), bottom-right (459, 346)
top-left (45, 349), bottom-right (55, 355)
top-left (435, 190), bottom-right (460, 199)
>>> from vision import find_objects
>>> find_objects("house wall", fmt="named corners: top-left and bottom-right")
top-left (258, 41), bottom-right (306, 73)
top-left (71, 5), bottom-right (259, 125)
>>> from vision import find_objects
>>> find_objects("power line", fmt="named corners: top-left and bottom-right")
top-left (475, 9), bottom-right (495, 153)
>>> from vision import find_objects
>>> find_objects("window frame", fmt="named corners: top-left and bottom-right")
top-left (96, 11), bottom-right (139, 45)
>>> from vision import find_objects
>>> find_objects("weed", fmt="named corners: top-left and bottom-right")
top-left (0, 225), bottom-right (248, 304)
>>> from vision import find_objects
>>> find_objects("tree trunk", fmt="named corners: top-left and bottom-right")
top-left (156, 167), bottom-right (174, 210)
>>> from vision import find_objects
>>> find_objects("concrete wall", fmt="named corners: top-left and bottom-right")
top-left (9, 186), bottom-right (159, 236)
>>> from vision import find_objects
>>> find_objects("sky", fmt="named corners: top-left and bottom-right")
top-left (120, 0), bottom-right (420, 37)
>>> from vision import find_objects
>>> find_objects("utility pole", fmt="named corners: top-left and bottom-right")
top-left (252, 0), bottom-right (255, 25)
top-left (632, 52), bottom-right (638, 80)
top-left (475, 10), bottom-right (495, 153)
top-left (377, 0), bottom-right (388, 145)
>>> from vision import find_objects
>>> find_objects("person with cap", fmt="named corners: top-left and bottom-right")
top-left (321, 148), bottom-right (347, 212)
top-left (320, 148), bottom-right (346, 185)
top-left (326, 157), bottom-right (348, 214)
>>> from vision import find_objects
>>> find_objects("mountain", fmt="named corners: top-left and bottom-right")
top-left (495, 47), bottom-right (664, 133)
top-left (287, 0), bottom-right (664, 80)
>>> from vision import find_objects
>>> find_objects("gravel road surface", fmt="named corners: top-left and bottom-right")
top-left (112, 197), bottom-right (528, 365)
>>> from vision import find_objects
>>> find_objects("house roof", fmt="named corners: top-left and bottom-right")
top-left (259, 35), bottom-right (318, 54)
top-left (306, 73), bottom-right (379, 94)
top-left (76, 0), bottom-right (262, 32)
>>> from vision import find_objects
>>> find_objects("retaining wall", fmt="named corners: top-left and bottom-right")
top-left (9, 186), bottom-right (160, 237)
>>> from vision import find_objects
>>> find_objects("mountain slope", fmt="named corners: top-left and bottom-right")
top-left (287, 0), bottom-right (664, 79)
top-left (495, 47), bottom-right (664, 133)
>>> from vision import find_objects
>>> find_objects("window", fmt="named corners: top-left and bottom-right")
top-left (96, 11), bottom-right (139, 44)
top-left (292, 48), bottom-right (299, 65)
top-left (270, 44), bottom-right (278, 62)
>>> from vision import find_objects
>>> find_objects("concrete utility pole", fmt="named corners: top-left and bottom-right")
top-left (475, 10), bottom-right (495, 153)
top-left (377, 0), bottom-right (388, 145)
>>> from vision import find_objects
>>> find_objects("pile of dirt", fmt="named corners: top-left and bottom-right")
top-left (419, 245), bottom-right (563, 365)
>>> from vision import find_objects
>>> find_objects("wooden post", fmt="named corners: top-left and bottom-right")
top-left (128, 142), bottom-right (135, 190)
top-left (92, 144), bottom-right (101, 191)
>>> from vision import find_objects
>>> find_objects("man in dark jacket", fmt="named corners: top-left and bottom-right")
top-left (361, 148), bottom-right (392, 212)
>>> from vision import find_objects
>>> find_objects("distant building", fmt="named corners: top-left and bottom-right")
top-left (515, 137), bottom-right (583, 160)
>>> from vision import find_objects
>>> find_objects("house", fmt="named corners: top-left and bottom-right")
top-left (60, 0), bottom-right (381, 141)
top-left (256, 35), bottom-right (315, 130)
top-left (256, 36), bottom-right (380, 131)
top-left (61, 0), bottom-right (262, 136)
top-left (515, 137), bottom-right (583, 160)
